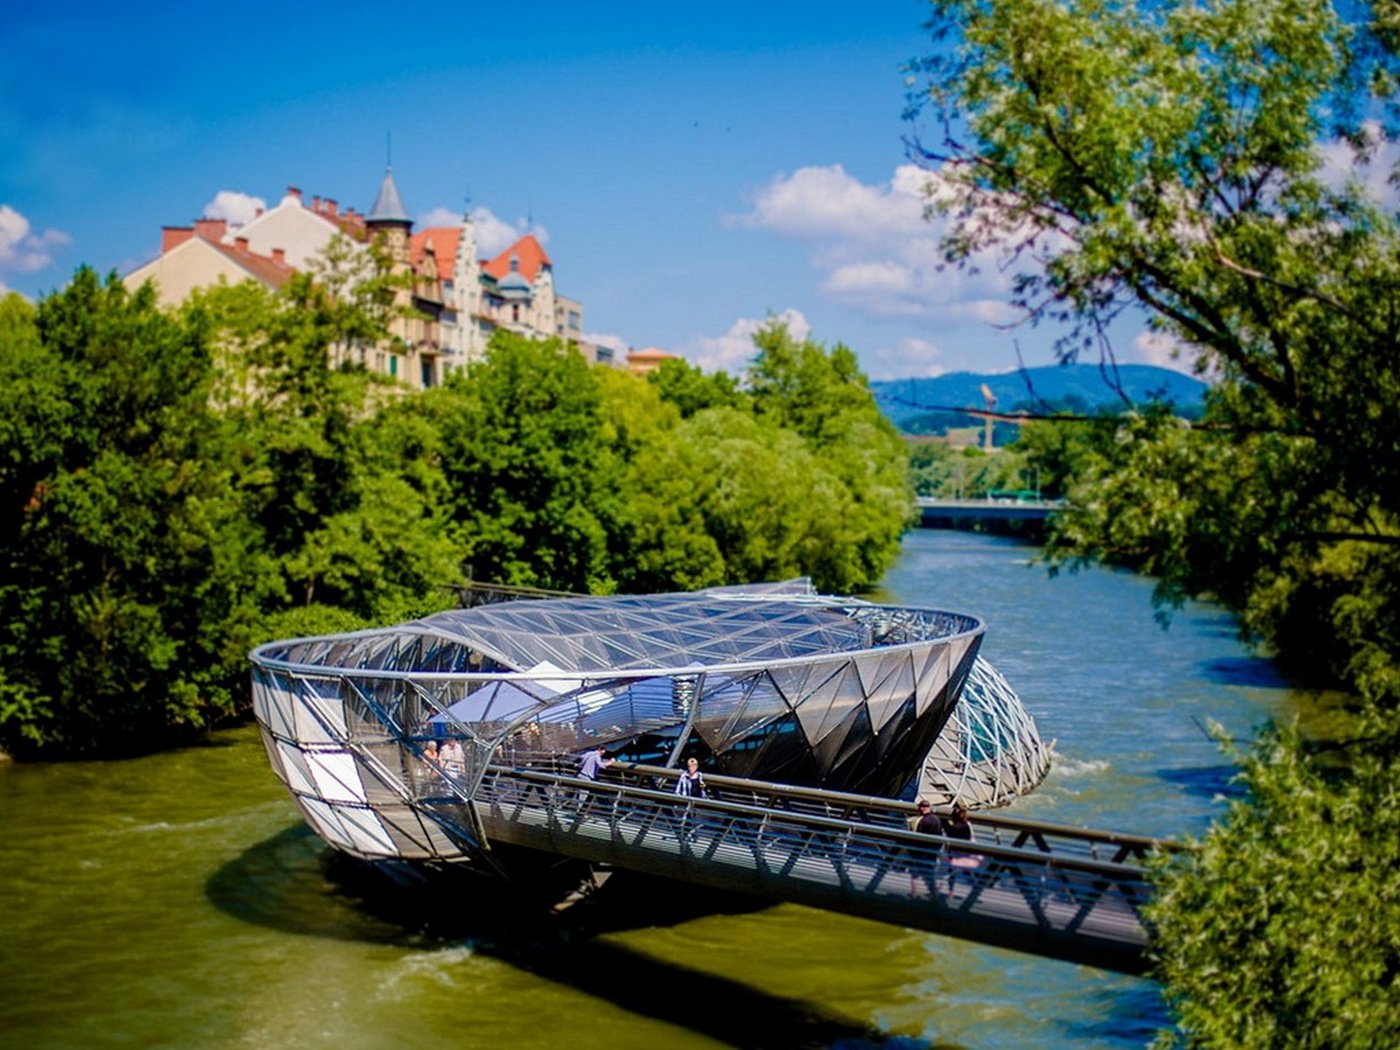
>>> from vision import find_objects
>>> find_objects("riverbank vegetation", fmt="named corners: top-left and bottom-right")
top-left (0, 274), bottom-right (909, 758)
top-left (912, 0), bottom-right (1400, 1044)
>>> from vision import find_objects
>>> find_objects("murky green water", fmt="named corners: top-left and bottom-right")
top-left (0, 531), bottom-right (1309, 1049)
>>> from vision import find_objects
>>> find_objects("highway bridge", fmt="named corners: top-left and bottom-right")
top-left (916, 497), bottom-right (1064, 527)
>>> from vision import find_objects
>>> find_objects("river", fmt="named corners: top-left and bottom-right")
top-left (0, 530), bottom-right (1310, 1049)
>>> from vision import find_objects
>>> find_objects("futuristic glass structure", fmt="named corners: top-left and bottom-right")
top-left (250, 583), bottom-right (1045, 866)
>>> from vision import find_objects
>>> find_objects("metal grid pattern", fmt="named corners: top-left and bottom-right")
top-left (919, 657), bottom-right (1053, 809)
top-left (475, 762), bottom-right (1162, 974)
top-left (250, 589), bottom-right (987, 863)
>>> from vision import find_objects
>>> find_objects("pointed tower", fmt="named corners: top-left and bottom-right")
top-left (366, 167), bottom-right (412, 265)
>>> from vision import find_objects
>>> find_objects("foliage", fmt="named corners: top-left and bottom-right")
top-left (0, 260), bottom-right (908, 757)
top-left (746, 324), bottom-right (914, 587)
top-left (1146, 715), bottom-right (1400, 1049)
top-left (907, 440), bottom-right (1031, 498)
top-left (910, 0), bottom-right (1400, 1042)
top-left (0, 273), bottom-right (249, 754)
top-left (647, 356), bottom-right (744, 417)
top-left (425, 333), bottom-right (618, 593)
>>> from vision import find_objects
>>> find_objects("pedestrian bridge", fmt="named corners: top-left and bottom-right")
top-left (448, 759), bottom-right (1169, 975)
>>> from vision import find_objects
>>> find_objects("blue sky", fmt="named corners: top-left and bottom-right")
top-left (1, 0), bottom-right (1181, 379)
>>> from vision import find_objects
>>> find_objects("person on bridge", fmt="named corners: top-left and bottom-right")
top-left (911, 798), bottom-right (943, 836)
top-left (945, 801), bottom-right (973, 841)
top-left (579, 745), bottom-right (614, 781)
top-left (675, 756), bottom-right (707, 799)
top-left (439, 737), bottom-right (465, 778)
top-left (910, 799), bottom-right (945, 898)
top-left (943, 801), bottom-right (982, 893)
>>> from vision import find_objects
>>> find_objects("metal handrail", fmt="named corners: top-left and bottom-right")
top-left (487, 763), bottom-right (1155, 881)
top-left (468, 762), bottom-right (1157, 973)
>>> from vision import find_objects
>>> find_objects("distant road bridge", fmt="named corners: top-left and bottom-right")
top-left (916, 497), bottom-right (1063, 527)
top-left (457, 759), bottom-right (1171, 975)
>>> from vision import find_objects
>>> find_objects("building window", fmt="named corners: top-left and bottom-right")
top-left (390, 355), bottom-right (398, 377)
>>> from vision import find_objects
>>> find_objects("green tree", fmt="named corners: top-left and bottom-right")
top-left (910, 0), bottom-right (1400, 1042)
top-left (647, 356), bottom-right (744, 418)
top-left (747, 323), bottom-right (914, 588)
top-left (427, 333), bottom-right (617, 592)
top-left (0, 272), bottom-right (252, 754)
top-left (187, 273), bottom-right (461, 634)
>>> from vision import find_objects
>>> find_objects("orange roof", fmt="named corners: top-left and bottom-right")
top-left (411, 227), bottom-right (461, 283)
top-left (482, 234), bottom-right (551, 283)
top-left (627, 347), bottom-right (678, 361)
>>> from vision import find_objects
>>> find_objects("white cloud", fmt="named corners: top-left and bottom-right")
top-left (823, 260), bottom-right (915, 295)
top-left (470, 206), bottom-right (549, 258)
top-left (685, 308), bottom-right (812, 375)
top-left (738, 163), bottom-right (927, 240)
top-left (738, 163), bottom-right (1025, 321)
top-left (413, 204), bottom-right (551, 258)
top-left (0, 204), bottom-right (70, 276)
top-left (203, 190), bottom-right (266, 226)
top-left (1126, 328), bottom-right (1202, 376)
top-left (861, 336), bottom-right (949, 381)
top-left (418, 206), bottom-right (463, 228)
top-left (1317, 121), bottom-right (1400, 208)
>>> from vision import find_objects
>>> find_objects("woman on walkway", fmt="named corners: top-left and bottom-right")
top-left (675, 756), bottom-right (706, 798)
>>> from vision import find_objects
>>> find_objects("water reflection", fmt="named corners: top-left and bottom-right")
top-left (207, 825), bottom-right (953, 1050)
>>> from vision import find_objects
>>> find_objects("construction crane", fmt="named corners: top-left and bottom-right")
top-left (978, 383), bottom-right (997, 452)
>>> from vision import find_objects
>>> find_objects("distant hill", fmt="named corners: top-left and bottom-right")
top-left (872, 364), bottom-right (1206, 432)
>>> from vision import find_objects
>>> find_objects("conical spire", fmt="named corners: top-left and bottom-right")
top-left (367, 167), bottom-right (410, 224)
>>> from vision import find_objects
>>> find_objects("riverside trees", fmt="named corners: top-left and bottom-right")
top-left (0, 273), bottom-right (909, 758)
top-left (910, 0), bottom-right (1400, 1043)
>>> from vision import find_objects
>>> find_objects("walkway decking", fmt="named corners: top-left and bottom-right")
top-left (446, 761), bottom-right (1166, 974)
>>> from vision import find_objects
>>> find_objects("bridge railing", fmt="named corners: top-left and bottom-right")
top-left (466, 760), bottom-right (1170, 973)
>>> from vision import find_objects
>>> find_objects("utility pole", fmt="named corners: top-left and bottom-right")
top-left (979, 383), bottom-right (997, 452)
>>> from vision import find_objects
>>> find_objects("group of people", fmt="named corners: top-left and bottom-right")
top-left (912, 797), bottom-right (972, 840)
top-left (910, 797), bottom-right (979, 897)
top-left (421, 737), bottom-right (466, 778)
top-left (577, 746), bottom-right (707, 799)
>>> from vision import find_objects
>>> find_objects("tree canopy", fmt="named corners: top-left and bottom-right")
top-left (910, 1), bottom-right (1400, 1043)
top-left (0, 272), bottom-right (910, 758)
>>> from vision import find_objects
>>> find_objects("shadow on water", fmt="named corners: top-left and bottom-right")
top-left (1197, 656), bottom-right (1290, 689)
top-left (1059, 982), bottom-right (1168, 1046)
top-left (206, 825), bottom-right (954, 1050)
top-left (1155, 764), bottom-right (1246, 803)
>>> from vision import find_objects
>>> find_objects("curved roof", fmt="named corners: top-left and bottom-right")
top-left (253, 588), bottom-right (983, 681)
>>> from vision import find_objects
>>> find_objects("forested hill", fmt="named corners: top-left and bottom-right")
top-left (872, 364), bottom-right (1206, 429)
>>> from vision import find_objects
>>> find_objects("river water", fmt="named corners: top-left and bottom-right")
top-left (0, 530), bottom-right (1311, 1049)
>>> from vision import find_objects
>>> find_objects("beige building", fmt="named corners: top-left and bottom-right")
top-left (626, 347), bottom-right (680, 375)
top-left (126, 171), bottom-right (587, 388)
top-left (124, 220), bottom-right (296, 305)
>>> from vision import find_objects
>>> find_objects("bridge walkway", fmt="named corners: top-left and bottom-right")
top-left (455, 760), bottom-right (1169, 975)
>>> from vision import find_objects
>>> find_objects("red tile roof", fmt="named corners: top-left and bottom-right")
top-left (482, 234), bottom-right (551, 282)
top-left (411, 227), bottom-right (461, 283)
